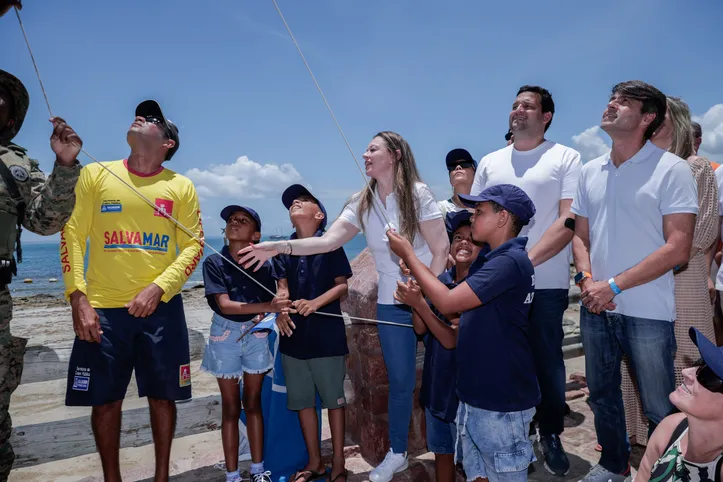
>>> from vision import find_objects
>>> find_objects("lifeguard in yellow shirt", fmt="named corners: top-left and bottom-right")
top-left (60, 100), bottom-right (203, 482)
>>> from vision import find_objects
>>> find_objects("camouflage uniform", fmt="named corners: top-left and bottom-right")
top-left (0, 70), bottom-right (81, 480)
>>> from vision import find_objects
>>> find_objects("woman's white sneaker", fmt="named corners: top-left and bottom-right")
top-left (369, 449), bottom-right (409, 482)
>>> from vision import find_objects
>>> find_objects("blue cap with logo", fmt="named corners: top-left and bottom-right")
top-left (690, 327), bottom-right (723, 381)
top-left (220, 205), bottom-right (262, 232)
top-left (445, 210), bottom-right (473, 241)
top-left (458, 184), bottom-right (536, 225)
top-left (282, 184), bottom-right (328, 230)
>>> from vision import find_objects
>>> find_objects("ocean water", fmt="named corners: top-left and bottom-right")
top-left (9, 234), bottom-right (368, 298)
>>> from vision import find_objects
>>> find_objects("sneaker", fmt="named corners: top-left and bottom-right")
top-left (369, 449), bottom-right (409, 482)
top-left (252, 471), bottom-right (273, 482)
top-left (540, 435), bottom-right (570, 476)
top-left (578, 464), bottom-right (631, 482)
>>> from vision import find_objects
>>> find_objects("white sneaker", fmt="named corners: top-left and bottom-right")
top-left (252, 471), bottom-right (272, 482)
top-left (369, 449), bottom-right (409, 482)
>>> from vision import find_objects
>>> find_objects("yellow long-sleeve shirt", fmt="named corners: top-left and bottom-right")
top-left (60, 160), bottom-right (204, 308)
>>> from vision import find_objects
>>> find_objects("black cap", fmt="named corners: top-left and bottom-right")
top-left (282, 184), bottom-right (327, 230)
top-left (135, 100), bottom-right (180, 161)
top-left (220, 205), bottom-right (262, 232)
top-left (445, 210), bottom-right (473, 241)
top-left (459, 184), bottom-right (536, 225)
top-left (445, 148), bottom-right (477, 170)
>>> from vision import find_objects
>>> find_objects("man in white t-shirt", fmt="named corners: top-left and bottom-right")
top-left (470, 85), bottom-right (581, 477)
top-left (437, 148), bottom-right (476, 218)
top-left (571, 80), bottom-right (697, 482)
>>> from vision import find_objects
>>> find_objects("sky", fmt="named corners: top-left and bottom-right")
top-left (2, 0), bottom-right (723, 243)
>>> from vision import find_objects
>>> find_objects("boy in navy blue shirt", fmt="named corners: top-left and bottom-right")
top-left (273, 185), bottom-right (353, 482)
top-left (388, 184), bottom-right (539, 482)
top-left (394, 210), bottom-right (487, 482)
top-left (201, 205), bottom-right (291, 482)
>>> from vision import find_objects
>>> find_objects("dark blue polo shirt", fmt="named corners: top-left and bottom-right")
top-left (274, 230), bottom-right (353, 360)
top-left (456, 237), bottom-right (540, 412)
top-left (420, 267), bottom-right (459, 422)
top-left (203, 245), bottom-right (279, 323)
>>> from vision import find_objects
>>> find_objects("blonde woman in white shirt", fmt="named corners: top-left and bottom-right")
top-left (239, 131), bottom-right (449, 482)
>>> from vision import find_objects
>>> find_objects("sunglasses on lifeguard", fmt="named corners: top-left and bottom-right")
top-left (447, 161), bottom-right (476, 171)
top-left (693, 359), bottom-right (723, 394)
top-left (142, 116), bottom-right (171, 138)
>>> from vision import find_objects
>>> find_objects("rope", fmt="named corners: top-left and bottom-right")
top-left (269, 0), bottom-right (393, 229)
top-left (12, 7), bottom-right (412, 331)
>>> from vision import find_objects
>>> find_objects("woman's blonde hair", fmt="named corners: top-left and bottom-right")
top-left (357, 131), bottom-right (423, 241)
top-left (665, 96), bottom-right (695, 160)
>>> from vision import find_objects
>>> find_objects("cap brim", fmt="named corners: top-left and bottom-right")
top-left (689, 327), bottom-right (723, 380)
top-left (458, 193), bottom-right (486, 208)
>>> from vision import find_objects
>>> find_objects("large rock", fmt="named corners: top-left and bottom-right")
top-left (342, 248), bottom-right (427, 465)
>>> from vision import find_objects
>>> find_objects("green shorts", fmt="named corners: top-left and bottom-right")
top-left (281, 354), bottom-right (347, 411)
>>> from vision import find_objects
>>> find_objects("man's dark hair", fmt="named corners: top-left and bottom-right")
top-left (517, 85), bottom-right (555, 132)
top-left (611, 81), bottom-right (667, 140)
top-left (489, 201), bottom-right (524, 236)
top-left (692, 121), bottom-right (702, 138)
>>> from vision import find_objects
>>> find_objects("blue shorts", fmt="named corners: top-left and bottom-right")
top-left (200, 313), bottom-right (273, 379)
top-left (457, 403), bottom-right (536, 482)
top-left (65, 295), bottom-right (191, 406)
top-left (425, 407), bottom-right (457, 455)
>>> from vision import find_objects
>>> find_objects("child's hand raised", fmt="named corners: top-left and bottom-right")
top-left (394, 279), bottom-right (424, 310)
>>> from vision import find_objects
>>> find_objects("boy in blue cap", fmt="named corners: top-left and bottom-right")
top-left (273, 184), bottom-right (353, 482)
top-left (388, 184), bottom-right (539, 482)
top-left (201, 205), bottom-right (292, 482)
top-left (394, 210), bottom-right (487, 482)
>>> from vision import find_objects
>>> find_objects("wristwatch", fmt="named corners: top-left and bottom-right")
top-left (574, 271), bottom-right (592, 287)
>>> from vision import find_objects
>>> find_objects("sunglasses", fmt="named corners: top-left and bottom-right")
top-left (448, 161), bottom-right (476, 171)
top-left (693, 359), bottom-right (723, 394)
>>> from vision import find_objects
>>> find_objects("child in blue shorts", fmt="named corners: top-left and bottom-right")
top-left (395, 211), bottom-right (487, 482)
top-left (273, 184), bottom-right (353, 482)
top-left (201, 205), bottom-right (291, 482)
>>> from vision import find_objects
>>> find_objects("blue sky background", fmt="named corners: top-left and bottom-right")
top-left (2, 0), bottom-right (722, 243)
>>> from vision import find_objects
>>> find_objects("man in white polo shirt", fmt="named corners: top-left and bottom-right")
top-left (471, 85), bottom-right (581, 477)
top-left (571, 80), bottom-right (698, 482)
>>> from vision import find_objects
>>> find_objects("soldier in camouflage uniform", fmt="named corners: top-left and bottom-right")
top-left (0, 67), bottom-right (83, 479)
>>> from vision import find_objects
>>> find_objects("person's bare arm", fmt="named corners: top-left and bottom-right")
top-left (528, 199), bottom-right (574, 267)
top-left (582, 213), bottom-right (695, 313)
top-left (635, 413), bottom-right (687, 482)
top-left (214, 293), bottom-right (291, 316)
top-left (419, 217), bottom-right (450, 276)
top-left (395, 280), bottom-right (457, 348)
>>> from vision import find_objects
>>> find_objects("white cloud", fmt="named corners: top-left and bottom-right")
top-left (692, 104), bottom-right (723, 156)
top-left (185, 156), bottom-right (304, 199)
top-left (571, 126), bottom-right (610, 162)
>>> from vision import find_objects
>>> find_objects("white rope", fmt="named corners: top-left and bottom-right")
top-left (269, 0), bottom-right (394, 229)
top-left (12, 7), bottom-right (412, 331)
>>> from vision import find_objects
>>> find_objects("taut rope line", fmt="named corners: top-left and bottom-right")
top-left (12, 7), bottom-right (412, 331)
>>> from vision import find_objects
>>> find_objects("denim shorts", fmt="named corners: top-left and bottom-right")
top-left (457, 402), bottom-right (536, 482)
top-left (200, 313), bottom-right (273, 378)
top-left (425, 407), bottom-right (457, 455)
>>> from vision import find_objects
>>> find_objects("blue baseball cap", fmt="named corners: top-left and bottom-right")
top-left (690, 327), bottom-right (723, 381)
top-left (445, 148), bottom-right (477, 170)
top-left (282, 184), bottom-right (328, 230)
top-left (459, 184), bottom-right (536, 225)
top-left (445, 210), bottom-right (473, 241)
top-left (220, 205), bottom-right (262, 232)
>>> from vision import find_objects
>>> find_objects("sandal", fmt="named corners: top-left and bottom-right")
top-left (291, 469), bottom-right (327, 482)
top-left (329, 470), bottom-right (348, 482)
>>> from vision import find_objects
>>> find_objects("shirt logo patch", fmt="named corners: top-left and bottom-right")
top-left (9, 165), bottom-right (29, 182)
top-left (524, 292), bottom-right (535, 304)
top-left (154, 198), bottom-right (174, 218)
top-left (101, 203), bottom-right (122, 213)
top-left (179, 364), bottom-right (191, 387)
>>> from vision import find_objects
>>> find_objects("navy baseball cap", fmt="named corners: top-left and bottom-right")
top-left (135, 100), bottom-right (180, 161)
top-left (445, 210), bottom-right (473, 241)
top-left (690, 327), bottom-right (723, 381)
top-left (220, 205), bottom-right (262, 232)
top-left (459, 184), bottom-right (536, 225)
top-left (282, 184), bottom-right (328, 230)
top-left (445, 148), bottom-right (477, 170)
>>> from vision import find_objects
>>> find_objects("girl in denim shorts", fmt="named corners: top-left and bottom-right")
top-left (200, 205), bottom-right (291, 482)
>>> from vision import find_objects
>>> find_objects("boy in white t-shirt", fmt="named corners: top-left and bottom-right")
top-left (470, 85), bottom-right (582, 477)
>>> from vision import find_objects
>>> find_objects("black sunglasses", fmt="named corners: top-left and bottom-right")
top-left (143, 116), bottom-right (171, 138)
top-left (693, 359), bottom-right (723, 394)
top-left (447, 161), bottom-right (476, 171)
